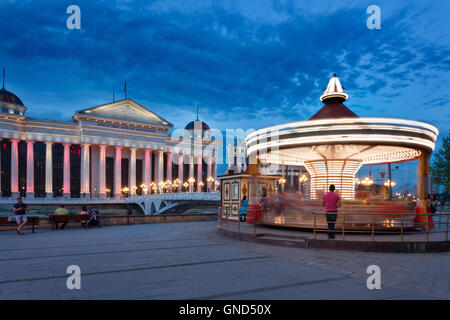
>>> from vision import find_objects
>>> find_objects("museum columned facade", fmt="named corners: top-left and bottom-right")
top-left (0, 86), bottom-right (220, 198)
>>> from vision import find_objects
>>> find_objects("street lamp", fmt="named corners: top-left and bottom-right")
top-left (188, 177), bottom-right (195, 192)
top-left (299, 174), bottom-right (308, 197)
top-left (361, 176), bottom-right (373, 186)
top-left (183, 182), bottom-right (189, 192)
top-left (278, 178), bottom-right (286, 192)
top-left (207, 176), bottom-right (215, 192)
top-left (214, 181), bottom-right (219, 192)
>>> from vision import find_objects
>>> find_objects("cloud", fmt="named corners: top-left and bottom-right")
top-left (0, 0), bottom-right (448, 136)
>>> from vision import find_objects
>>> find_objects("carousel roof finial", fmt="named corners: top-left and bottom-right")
top-left (320, 73), bottom-right (348, 103)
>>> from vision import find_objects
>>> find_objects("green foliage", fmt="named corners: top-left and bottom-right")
top-left (431, 133), bottom-right (450, 194)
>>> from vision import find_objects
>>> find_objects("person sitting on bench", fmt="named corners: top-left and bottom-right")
top-left (88, 208), bottom-right (101, 228)
top-left (13, 197), bottom-right (29, 235)
top-left (54, 204), bottom-right (69, 230)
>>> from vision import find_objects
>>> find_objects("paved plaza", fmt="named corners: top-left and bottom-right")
top-left (0, 221), bottom-right (448, 299)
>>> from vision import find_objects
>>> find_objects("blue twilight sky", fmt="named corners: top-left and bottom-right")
top-left (0, 0), bottom-right (449, 190)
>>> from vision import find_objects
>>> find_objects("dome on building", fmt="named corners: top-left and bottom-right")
top-left (184, 120), bottom-right (210, 132)
top-left (0, 88), bottom-right (24, 106)
top-left (184, 104), bottom-right (211, 138)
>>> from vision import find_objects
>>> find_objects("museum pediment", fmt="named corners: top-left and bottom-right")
top-left (74, 99), bottom-right (173, 128)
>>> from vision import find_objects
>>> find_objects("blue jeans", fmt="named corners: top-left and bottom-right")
top-left (325, 212), bottom-right (337, 239)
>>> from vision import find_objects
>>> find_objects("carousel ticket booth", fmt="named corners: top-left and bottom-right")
top-left (218, 173), bottom-right (280, 221)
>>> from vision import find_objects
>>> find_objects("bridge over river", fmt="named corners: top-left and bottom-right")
top-left (0, 192), bottom-right (220, 215)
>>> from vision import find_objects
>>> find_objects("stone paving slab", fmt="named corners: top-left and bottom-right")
top-left (0, 222), bottom-right (447, 299)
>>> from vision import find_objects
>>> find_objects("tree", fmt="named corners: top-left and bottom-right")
top-left (431, 133), bottom-right (450, 194)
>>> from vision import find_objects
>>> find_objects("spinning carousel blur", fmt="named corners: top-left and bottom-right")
top-left (245, 74), bottom-right (439, 231)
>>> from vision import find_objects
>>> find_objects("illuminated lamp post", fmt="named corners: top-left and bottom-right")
top-left (183, 182), bottom-right (189, 192)
top-left (384, 179), bottom-right (396, 199)
top-left (122, 186), bottom-right (129, 198)
top-left (188, 177), bottom-right (195, 193)
top-left (207, 176), bottom-right (215, 192)
top-left (299, 174), bottom-right (308, 197)
top-left (214, 181), bottom-right (219, 192)
top-left (278, 178), bottom-right (286, 192)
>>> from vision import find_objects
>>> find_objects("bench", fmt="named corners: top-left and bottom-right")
top-left (48, 214), bottom-right (90, 231)
top-left (0, 216), bottom-right (40, 233)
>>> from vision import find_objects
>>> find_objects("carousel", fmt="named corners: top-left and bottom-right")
top-left (244, 74), bottom-right (439, 230)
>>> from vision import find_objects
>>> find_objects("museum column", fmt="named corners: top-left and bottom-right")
top-left (80, 143), bottom-right (90, 198)
top-left (114, 146), bottom-right (122, 198)
top-left (197, 155), bottom-right (202, 192)
top-left (45, 142), bottom-right (53, 198)
top-left (207, 156), bottom-right (212, 192)
top-left (129, 147), bottom-right (137, 196)
top-left (144, 149), bottom-right (151, 193)
top-left (156, 150), bottom-right (164, 192)
top-left (166, 152), bottom-right (172, 192)
top-left (189, 155), bottom-right (194, 192)
top-left (99, 145), bottom-right (106, 198)
top-left (10, 139), bottom-right (19, 197)
top-left (26, 141), bottom-right (34, 198)
top-left (178, 153), bottom-right (184, 192)
top-left (63, 143), bottom-right (71, 198)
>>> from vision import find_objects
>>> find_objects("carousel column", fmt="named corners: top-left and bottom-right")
top-left (207, 156), bottom-right (212, 192)
top-left (166, 152), bottom-right (172, 192)
top-left (417, 150), bottom-right (431, 212)
top-left (178, 153), bottom-right (183, 192)
top-left (114, 146), bottom-right (122, 198)
top-left (143, 149), bottom-right (151, 194)
top-left (197, 156), bottom-right (202, 192)
top-left (10, 139), bottom-right (19, 197)
top-left (26, 141), bottom-right (34, 198)
top-left (63, 143), bottom-right (71, 198)
top-left (80, 143), bottom-right (90, 198)
top-left (129, 147), bottom-right (137, 196)
top-left (45, 142), bottom-right (53, 198)
top-left (99, 145), bottom-right (106, 198)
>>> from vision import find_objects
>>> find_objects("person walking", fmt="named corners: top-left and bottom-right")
top-left (322, 185), bottom-right (342, 239)
top-left (13, 197), bottom-right (29, 235)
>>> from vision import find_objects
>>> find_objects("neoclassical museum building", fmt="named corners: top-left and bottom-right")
top-left (0, 85), bottom-right (220, 199)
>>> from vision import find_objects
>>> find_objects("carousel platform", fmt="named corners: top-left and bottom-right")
top-left (217, 216), bottom-right (450, 253)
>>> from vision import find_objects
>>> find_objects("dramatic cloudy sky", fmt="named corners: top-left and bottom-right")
top-left (0, 0), bottom-right (449, 187)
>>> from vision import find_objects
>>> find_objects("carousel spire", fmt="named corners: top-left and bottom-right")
top-left (320, 73), bottom-right (348, 103)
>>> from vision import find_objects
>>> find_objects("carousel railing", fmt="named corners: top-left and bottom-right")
top-left (218, 206), bottom-right (450, 242)
top-left (311, 211), bottom-right (450, 242)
